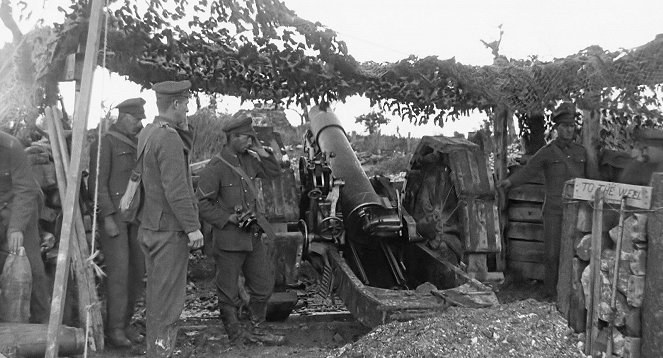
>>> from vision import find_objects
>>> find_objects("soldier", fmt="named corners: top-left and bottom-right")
top-left (0, 130), bottom-right (50, 323)
top-left (88, 98), bottom-right (146, 347)
top-left (618, 128), bottom-right (663, 185)
top-left (196, 111), bottom-right (284, 345)
top-left (135, 80), bottom-right (203, 357)
top-left (500, 102), bottom-right (590, 296)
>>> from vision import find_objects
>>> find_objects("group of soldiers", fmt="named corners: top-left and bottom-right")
top-left (500, 102), bottom-right (663, 296)
top-left (1, 80), bottom-right (285, 357)
top-left (89, 80), bottom-right (286, 356)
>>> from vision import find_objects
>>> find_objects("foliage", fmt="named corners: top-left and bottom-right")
top-left (189, 108), bottom-right (230, 163)
top-left (2, 0), bottom-right (663, 141)
top-left (355, 111), bottom-right (390, 135)
top-left (364, 154), bottom-right (411, 177)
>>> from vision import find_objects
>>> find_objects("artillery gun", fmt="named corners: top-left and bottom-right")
top-left (296, 106), bottom-right (499, 326)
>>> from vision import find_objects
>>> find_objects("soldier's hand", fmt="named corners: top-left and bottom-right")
top-left (104, 215), bottom-right (120, 237)
top-left (187, 230), bottom-right (204, 249)
top-left (228, 213), bottom-right (240, 225)
top-left (7, 231), bottom-right (24, 254)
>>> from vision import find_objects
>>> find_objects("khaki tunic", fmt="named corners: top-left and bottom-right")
top-left (196, 146), bottom-right (280, 251)
top-left (508, 139), bottom-right (588, 214)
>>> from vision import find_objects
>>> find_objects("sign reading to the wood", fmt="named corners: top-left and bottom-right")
top-left (566, 178), bottom-right (652, 209)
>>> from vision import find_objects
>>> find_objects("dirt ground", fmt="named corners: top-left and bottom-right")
top-left (91, 255), bottom-right (581, 358)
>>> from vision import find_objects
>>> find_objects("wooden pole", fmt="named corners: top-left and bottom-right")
top-left (46, 108), bottom-right (105, 350)
top-left (493, 105), bottom-right (510, 272)
top-left (580, 107), bottom-right (600, 179)
top-left (584, 189), bottom-right (604, 355)
top-left (45, 0), bottom-right (105, 355)
top-left (606, 197), bottom-right (626, 357)
top-left (642, 173), bottom-right (663, 357)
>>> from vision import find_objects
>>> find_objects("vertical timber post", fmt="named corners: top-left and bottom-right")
top-left (45, 0), bottom-right (105, 356)
top-left (493, 105), bottom-right (510, 272)
top-left (642, 173), bottom-right (663, 357)
top-left (580, 97), bottom-right (600, 179)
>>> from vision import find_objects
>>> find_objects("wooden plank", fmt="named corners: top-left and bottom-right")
top-left (508, 261), bottom-right (545, 281)
top-left (585, 189), bottom-right (604, 356)
top-left (45, 0), bottom-right (105, 356)
top-left (48, 109), bottom-right (104, 343)
top-left (642, 173), bottom-right (663, 357)
top-left (507, 202), bottom-right (542, 223)
top-left (449, 150), bottom-right (491, 195)
top-left (566, 178), bottom-right (652, 209)
top-left (557, 201), bottom-right (580, 321)
top-left (506, 222), bottom-right (544, 242)
top-left (507, 239), bottom-right (545, 263)
top-left (508, 184), bottom-right (545, 202)
top-left (458, 198), bottom-right (501, 253)
top-left (507, 164), bottom-right (544, 184)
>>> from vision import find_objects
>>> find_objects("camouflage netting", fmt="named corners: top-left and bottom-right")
top-left (2, 0), bottom-right (663, 128)
top-left (357, 35), bottom-right (663, 116)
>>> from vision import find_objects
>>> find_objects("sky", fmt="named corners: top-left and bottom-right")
top-left (2, 0), bottom-right (663, 137)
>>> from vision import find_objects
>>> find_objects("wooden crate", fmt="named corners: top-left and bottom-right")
top-left (506, 181), bottom-right (545, 281)
top-left (507, 222), bottom-right (544, 242)
top-left (507, 202), bottom-right (543, 223)
top-left (449, 150), bottom-right (501, 254)
top-left (457, 197), bottom-right (501, 253)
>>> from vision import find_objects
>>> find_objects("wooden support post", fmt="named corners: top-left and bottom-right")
top-left (642, 173), bottom-right (663, 357)
top-left (581, 107), bottom-right (600, 179)
top-left (46, 108), bottom-right (105, 350)
top-left (557, 200), bottom-right (580, 320)
top-left (585, 189), bottom-right (604, 355)
top-left (45, 0), bottom-right (105, 356)
top-left (493, 105), bottom-right (510, 272)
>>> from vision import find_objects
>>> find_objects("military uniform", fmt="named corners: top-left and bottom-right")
top-left (506, 103), bottom-right (588, 294)
top-left (137, 81), bottom-right (200, 357)
top-left (196, 114), bottom-right (281, 343)
top-left (0, 131), bottom-right (50, 323)
top-left (88, 98), bottom-right (146, 345)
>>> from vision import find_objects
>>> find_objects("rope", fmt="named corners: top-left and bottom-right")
top-left (84, 0), bottom-right (110, 355)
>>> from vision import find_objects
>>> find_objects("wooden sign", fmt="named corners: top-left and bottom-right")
top-left (566, 178), bottom-right (652, 209)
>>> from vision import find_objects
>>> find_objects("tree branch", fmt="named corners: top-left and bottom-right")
top-left (0, 0), bottom-right (23, 43)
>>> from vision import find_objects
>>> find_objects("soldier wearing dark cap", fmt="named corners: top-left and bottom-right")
top-left (618, 128), bottom-right (663, 185)
top-left (134, 80), bottom-right (203, 357)
top-left (0, 131), bottom-right (50, 323)
top-left (196, 110), bottom-right (284, 345)
top-left (88, 97), bottom-right (146, 347)
top-left (500, 102), bottom-right (592, 296)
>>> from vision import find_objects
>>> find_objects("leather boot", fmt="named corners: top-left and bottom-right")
top-left (107, 328), bottom-right (132, 347)
top-left (247, 301), bottom-right (286, 346)
top-left (220, 304), bottom-right (250, 345)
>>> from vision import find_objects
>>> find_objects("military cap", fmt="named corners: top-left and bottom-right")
top-left (633, 128), bottom-right (663, 146)
top-left (152, 80), bottom-right (192, 101)
top-left (116, 97), bottom-right (146, 119)
top-left (552, 102), bottom-right (577, 125)
top-left (223, 111), bottom-right (257, 136)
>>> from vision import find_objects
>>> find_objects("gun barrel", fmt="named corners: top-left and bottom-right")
top-left (309, 106), bottom-right (389, 235)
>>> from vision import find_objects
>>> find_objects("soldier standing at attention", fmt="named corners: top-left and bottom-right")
top-left (196, 111), bottom-right (284, 345)
top-left (500, 102), bottom-right (590, 296)
top-left (0, 131), bottom-right (50, 323)
top-left (135, 80), bottom-right (203, 357)
top-left (89, 98), bottom-right (146, 347)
